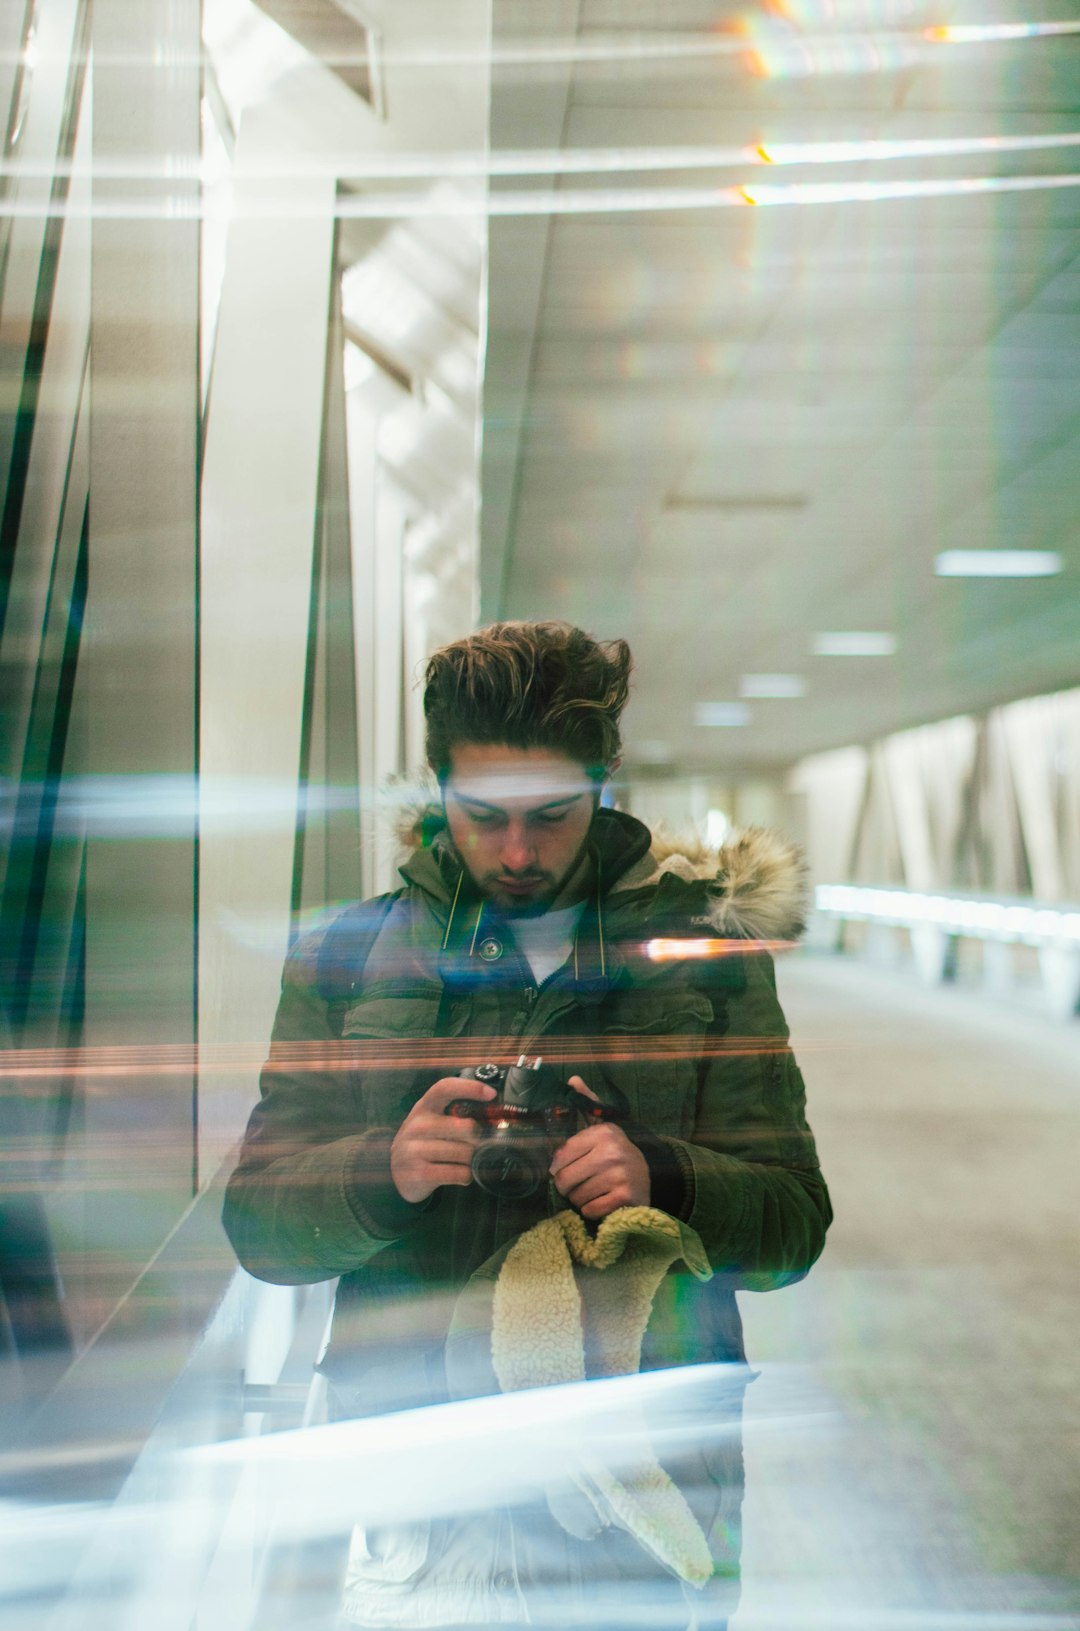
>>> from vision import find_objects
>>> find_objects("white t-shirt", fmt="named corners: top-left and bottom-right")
top-left (510, 901), bottom-right (587, 988)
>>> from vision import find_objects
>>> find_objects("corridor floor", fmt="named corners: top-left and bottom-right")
top-left (737, 952), bottom-right (1080, 1629)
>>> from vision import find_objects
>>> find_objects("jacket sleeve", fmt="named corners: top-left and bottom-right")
top-left (657, 953), bottom-right (831, 1289)
top-left (221, 934), bottom-right (425, 1286)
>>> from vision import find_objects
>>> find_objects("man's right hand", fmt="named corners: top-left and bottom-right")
top-left (389, 1077), bottom-right (496, 1204)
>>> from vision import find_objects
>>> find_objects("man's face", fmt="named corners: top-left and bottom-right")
top-left (442, 743), bottom-right (600, 917)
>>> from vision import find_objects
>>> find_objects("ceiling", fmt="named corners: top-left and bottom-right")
top-left (482, 0), bottom-right (1080, 774)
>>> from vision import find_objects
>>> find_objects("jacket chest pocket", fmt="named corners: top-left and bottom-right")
top-left (596, 989), bottom-right (713, 1137)
top-left (340, 991), bottom-right (452, 1124)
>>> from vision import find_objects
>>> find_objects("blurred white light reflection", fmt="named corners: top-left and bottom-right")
top-left (182, 1365), bottom-right (757, 1542)
top-left (0, 775), bottom-right (417, 838)
top-left (816, 885), bottom-right (1080, 947)
top-left (740, 674), bottom-right (807, 698)
top-left (934, 550), bottom-right (1063, 577)
top-left (813, 632), bottom-right (896, 656)
top-left (695, 702), bottom-right (751, 728)
top-left (5, 173), bottom-right (1080, 222)
top-left (7, 130), bottom-right (1080, 183)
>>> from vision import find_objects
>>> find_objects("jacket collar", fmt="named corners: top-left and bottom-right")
top-left (398, 805), bottom-right (653, 906)
top-left (403, 809), bottom-right (652, 998)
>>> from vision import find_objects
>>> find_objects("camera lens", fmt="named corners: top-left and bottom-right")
top-left (471, 1140), bottom-right (546, 1200)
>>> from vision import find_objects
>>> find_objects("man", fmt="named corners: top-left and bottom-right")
top-left (224, 620), bottom-right (830, 1631)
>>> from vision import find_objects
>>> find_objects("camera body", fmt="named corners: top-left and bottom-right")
top-left (445, 1056), bottom-right (582, 1199)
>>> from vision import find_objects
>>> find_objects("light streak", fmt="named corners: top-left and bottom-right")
top-left (4, 172), bottom-right (1079, 222)
top-left (757, 131), bottom-right (1080, 166)
top-left (5, 19), bottom-right (1079, 69)
top-left (5, 130), bottom-right (1080, 182)
top-left (0, 1033), bottom-right (800, 1082)
top-left (739, 172), bottom-right (1080, 207)
top-left (925, 20), bottom-right (1080, 42)
top-left (645, 938), bottom-right (796, 961)
top-left (815, 885), bottom-right (1080, 948)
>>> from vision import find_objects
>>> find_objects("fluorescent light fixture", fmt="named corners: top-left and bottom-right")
top-left (815, 884), bottom-right (1080, 948)
top-left (633, 739), bottom-right (674, 765)
top-left (812, 632), bottom-right (896, 657)
top-left (935, 550), bottom-right (1062, 578)
top-left (739, 673), bottom-right (806, 698)
top-left (695, 702), bottom-right (750, 727)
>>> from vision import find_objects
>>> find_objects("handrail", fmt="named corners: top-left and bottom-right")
top-left (815, 884), bottom-right (1080, 949)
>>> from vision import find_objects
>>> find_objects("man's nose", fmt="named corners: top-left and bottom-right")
top-left (500, 823), bottom-right (537, 872)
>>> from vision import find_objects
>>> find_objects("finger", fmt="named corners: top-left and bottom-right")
top-left (549, 1146), bottom-right (593, 1188)
top-left (550, 1123), bottom-right (625, 1175)
top-left (562, 1172), bottom-right (618, 1208)
top-left (551, 1147), bottom-right (621, 1196)
top-left (405, 1136), bottom-right (479, 1164)
top-left (416, 1076), bottom-right (497, 1113)
top-left (411, 1112), bottom-right (480, 1143)
top-left (580, 1193), bottom-right (624, 1220)
top-left (417, 1162), bottom-right (474, 1189)
top-left (549, 1125), bottom-right (603, 1174)
top-left (568, 1074), bottom-right (600, 1102)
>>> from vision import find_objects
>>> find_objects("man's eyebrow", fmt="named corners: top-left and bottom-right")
top-left (453, 791), bottom-right (587, 814)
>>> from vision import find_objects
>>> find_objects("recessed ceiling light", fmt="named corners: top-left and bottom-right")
top-left (633, 739), bottom-right (673, 764)
top-left (739, 673), bottom-right (806, 698)
top-left (695, 702), bottom-right (750, 727)
top-left (813, 632), bottom-right (896, 657)
top-left (934, 550), bottom-right (1062, 577)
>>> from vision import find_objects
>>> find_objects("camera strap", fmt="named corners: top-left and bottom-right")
top-left (566, 1084), bottom-right (630, 1124)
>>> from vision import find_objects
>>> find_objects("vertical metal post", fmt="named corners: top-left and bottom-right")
top-left (84, 0), bottom-right (201, 1266)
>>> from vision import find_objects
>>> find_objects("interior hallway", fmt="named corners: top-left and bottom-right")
top-left (737, 953), bottom-right (1080, 1628)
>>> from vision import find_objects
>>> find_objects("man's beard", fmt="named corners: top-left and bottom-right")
top-left (483, 874), bottom-right (560, 918)
top-left (451, 838), bottom-right (591, 918)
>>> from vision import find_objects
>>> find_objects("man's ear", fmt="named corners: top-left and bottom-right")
top-left (596, 757), bottom-right (621, 810)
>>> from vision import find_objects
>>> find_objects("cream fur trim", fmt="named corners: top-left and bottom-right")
top-left (490, 1208), bottom-right (715, 1587)
top-left (611, 823), bottom-right (809, 941)
top-left (390, 778), bottom-right (807, 942)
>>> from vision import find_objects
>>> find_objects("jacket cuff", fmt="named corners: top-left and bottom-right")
top-left (628, 1128), bottom-right (694, 1221)
top-left (343, 1130), bottom-right (429, 1240)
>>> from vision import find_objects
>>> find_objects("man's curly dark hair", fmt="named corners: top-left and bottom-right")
top-left (423, 621), bottom-right (632, 781)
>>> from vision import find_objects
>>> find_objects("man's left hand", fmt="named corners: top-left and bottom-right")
top-left (549, 1075), bottom-right (650, 1219)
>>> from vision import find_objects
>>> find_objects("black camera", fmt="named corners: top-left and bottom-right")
top-left (445, 1055), bottom-right (587, 1200)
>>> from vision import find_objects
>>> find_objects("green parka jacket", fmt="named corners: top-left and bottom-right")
top-left (223, 808), bottom-right (831, 1417)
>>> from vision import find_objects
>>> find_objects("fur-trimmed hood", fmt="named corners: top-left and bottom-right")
top-left (395, 787), bottom-right (808, 945)
top-left (609, 823), bottom-right (809, 943)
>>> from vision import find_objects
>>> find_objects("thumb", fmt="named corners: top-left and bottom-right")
top-left (568, 1074), bottom-right (600, 1102)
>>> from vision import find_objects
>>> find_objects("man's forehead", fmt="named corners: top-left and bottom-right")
top-left (446, 767), bottom-right (593, 805)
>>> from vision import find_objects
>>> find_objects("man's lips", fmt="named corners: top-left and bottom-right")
top-left (496, 877), bottom-right (546, 893)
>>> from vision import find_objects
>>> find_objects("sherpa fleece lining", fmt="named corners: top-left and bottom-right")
top-left (490, 1206), bottom-right (715, 1587)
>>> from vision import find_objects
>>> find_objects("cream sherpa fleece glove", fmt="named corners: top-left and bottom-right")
top-left (490, 1206), bottom-right (715, 1587)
